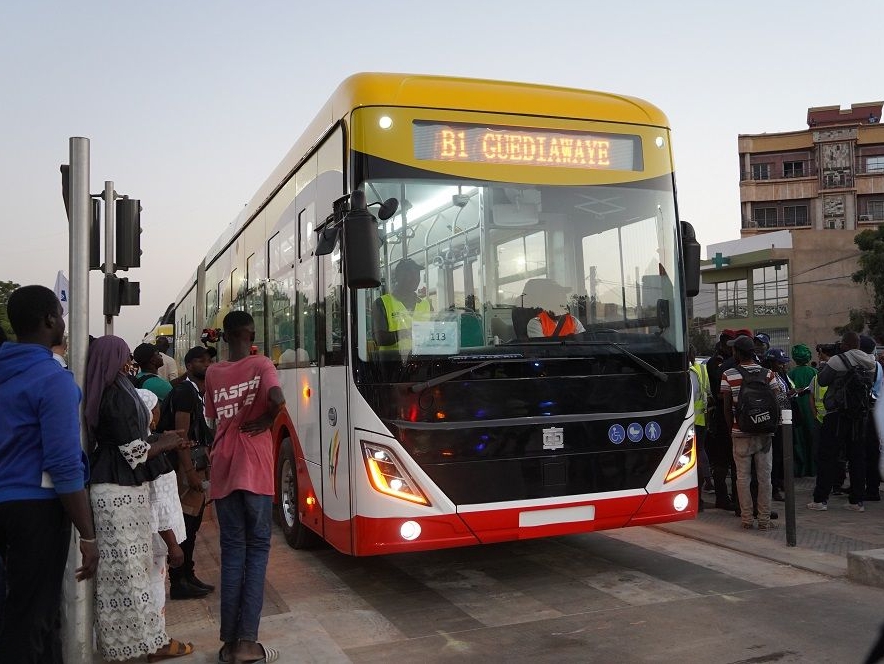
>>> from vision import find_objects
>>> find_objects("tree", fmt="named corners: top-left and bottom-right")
top-left (0, 280), bottom-right (20, 340)
top-left (852, 227), bottom-right (884, 341)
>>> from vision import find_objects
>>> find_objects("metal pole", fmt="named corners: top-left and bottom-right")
top-left (62, 136), bottom-right (94, 663)
top-left (104, 181), bottom-right (115, 335)
top-left (782, 408), bottom-right (796, 546)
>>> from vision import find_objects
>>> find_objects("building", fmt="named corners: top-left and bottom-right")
top-left (701, 102), bottom-right (884, 350)
top-left (740, 101), bottom-right (884, 232)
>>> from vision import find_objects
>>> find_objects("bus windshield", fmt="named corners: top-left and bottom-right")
top-left (355, 175), bottom-right (684, 377)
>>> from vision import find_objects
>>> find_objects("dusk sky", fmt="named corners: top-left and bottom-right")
top-left (1, 1), bottom-right (880, 346)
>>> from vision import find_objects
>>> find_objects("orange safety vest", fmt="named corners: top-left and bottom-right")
top-left (535, 311), bottom-right (576, 337)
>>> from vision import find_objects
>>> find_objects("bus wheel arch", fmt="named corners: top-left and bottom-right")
top-left (275, 435), bottom-right (321, 549)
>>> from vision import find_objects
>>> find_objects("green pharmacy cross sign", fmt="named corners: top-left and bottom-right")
top-left (711, 252), bottom-right (730, 268)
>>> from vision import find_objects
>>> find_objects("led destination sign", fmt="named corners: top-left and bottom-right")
top-left (413, 121), bottom-right (641, 171)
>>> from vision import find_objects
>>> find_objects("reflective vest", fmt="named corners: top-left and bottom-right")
top-left (689, 361), bottom-right (710, 426)
top-left (535, 311), bottom-right (577, 337)
top-left (811, 375), bottom-right (828, 423)
top-left (378, 294), bottom-right (431, 351)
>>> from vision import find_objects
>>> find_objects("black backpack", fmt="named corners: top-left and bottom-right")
top-left (131, 373), bottom-right (152, 389)
top-left (734, 366), bottom-right (779, 434)
top-left (156, 382), bottom-right (212, 447)
top-left (832, 354), bottom-right (874, 418)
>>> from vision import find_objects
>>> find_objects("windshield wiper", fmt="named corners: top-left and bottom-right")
top-left (409, 355), bottom-right (570, 393)
top-left (587, 341), bottom-right (668, 382)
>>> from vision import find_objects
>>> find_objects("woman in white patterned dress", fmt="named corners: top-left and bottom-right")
top-left (84, 336), bottom-right (190, 662)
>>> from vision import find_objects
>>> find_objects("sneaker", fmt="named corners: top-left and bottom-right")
top-left (845, 502), bottom-right (865, 512)
top-left (807, 501), bottom-right (828, 511)
top-left (702, 480), bottom-right (715, 494)
top-left (758, 521), bottom-right (779, 531)
top-left (772, 490), bottom-right (784, 502)
top-left (741, 522), bottom-right (753, 530)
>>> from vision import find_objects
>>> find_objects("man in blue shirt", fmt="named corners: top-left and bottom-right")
top-left (0, 285), bottom-right (98, 662)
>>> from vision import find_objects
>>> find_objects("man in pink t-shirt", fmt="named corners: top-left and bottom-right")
top-left (204, 311), bottom-right (284, 664)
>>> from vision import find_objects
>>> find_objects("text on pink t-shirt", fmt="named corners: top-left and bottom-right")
top-left (204, 355), bottom-right (282, 500)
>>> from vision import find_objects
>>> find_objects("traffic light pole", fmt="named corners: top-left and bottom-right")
top-left (63, 137), bottom-right (94, 663)
top-left (103, 180), bottom-right (116, 335)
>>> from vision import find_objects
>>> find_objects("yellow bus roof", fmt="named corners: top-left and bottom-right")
top-left (206, 73), bottom-right (670, 264)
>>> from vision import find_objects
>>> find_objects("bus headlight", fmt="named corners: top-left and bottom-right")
top-left (664, 425), bottom-right (696, 483)
top-left (361, 441), bottom-right (430, 505)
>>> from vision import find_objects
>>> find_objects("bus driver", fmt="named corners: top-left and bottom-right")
top-left (372, 259), bottom-right (432, 351)
top-left (522, 278), bottom-right (585, 339)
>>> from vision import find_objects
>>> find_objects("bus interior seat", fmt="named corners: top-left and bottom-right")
top-left (511, 307), bottom-right (543, 340)
top-left (489, 314), bottom-right (512, 341)
top-left (459, 312), bottom-right (484, 347)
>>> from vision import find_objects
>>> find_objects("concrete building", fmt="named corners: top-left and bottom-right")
top-left (700, 102), bottom-right (884, 350)
top-left (702, 229), bottom-right (869, 350)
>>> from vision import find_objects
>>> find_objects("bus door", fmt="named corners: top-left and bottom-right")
top-left (318, 248), bottom-right (352, 553)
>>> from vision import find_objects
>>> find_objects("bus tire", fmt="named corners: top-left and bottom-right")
top-left (275, 437), bottom-right (320, 549)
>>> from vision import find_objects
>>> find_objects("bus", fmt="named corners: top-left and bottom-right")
top-left (168, 73), bottom-right (702, 556)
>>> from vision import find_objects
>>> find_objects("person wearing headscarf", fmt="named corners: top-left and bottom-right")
top-left (85, 335), bottom-right (192, 662)
top-left (136, 389), bottom-right (190, 658)
top-left (788, 343), bottom-right (817, 477)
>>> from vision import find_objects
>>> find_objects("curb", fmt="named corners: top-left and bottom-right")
top-left (653, 520), bottom-right (847, 579)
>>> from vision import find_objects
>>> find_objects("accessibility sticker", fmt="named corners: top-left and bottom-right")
top-left (608, 424), bottom-right (625, 445)
top-left (644, 421), bottom-right (661, 442)
top-left (627, 423), bottom-right (644, 443)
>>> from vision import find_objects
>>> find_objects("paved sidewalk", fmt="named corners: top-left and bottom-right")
top-left (656, 477), bottom-right (884, 578)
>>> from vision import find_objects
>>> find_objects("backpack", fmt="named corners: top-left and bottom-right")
top-left (734, 366), bottom-right (779, 434)
top-left (130, 373), bottom-right (152, 389)
top-left (156, 381), bottom-right (213, 447)
top-left (832, 354), bottom-right (874, 418)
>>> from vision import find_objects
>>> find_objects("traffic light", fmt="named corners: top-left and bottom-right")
top-left (119, 278), bottom-right (140, 306)
top-left (90, 198), bottom-right (101, 270)
top-left (103, 274), bottom-right (140, 317)
top-left (103, 274), bottom-right (121, 316)
top-left (115, 196), bottom-right (142, 269)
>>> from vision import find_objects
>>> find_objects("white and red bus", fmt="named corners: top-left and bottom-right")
top-left (168, 73), bottom-right (702, 555)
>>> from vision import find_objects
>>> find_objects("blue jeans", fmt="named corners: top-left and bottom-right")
top-left (215, 491), bottom-right (272, 643)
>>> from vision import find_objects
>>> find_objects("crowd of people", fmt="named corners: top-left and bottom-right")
top-left (0, 285), bottom-right (282, 663)
top-left (692, 327), bottom-right (884, 529)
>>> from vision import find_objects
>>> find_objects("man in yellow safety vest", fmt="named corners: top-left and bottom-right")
top-left (689, 345), bottom-right (713, 509)
top-left (373, 258), bottom-right (432, 352)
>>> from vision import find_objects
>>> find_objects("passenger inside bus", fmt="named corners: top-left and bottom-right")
top-left (372, 259), bottom-right (432, 351)
top-left (519, 278), bottom-right (585, 340)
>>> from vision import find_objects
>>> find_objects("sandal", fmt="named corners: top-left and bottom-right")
top-left (218, 642), bottom-right (235, 664)
top-left (235, 642), bottom-right (279, 664)
top-left (148, 638), bottom-right (195, 661)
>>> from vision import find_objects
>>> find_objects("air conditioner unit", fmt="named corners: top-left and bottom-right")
top-left (860, 214), bottom-right (873, 221)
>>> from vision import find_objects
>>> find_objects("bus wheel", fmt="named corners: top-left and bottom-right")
top-left (275, 438), bottom-right (320, 549)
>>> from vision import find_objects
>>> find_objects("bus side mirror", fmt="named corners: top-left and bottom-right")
top-left (343, 191), bottom-right (381, 289)
top-left (681, 220), bottom-right (701, 298)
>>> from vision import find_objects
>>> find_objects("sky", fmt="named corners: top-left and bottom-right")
top-left (1, 1), bottom-right (880, 347)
